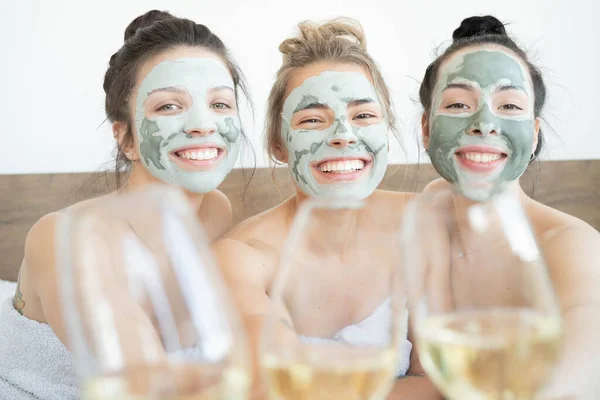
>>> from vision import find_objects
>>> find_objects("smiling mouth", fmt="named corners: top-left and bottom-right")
top-left (316, 158), bottom-right (369, 174)
top-left (174, 147), bottom-right (221, 161)
top-left (169, 145), bottom-right (225, 171)
top-left (454, 146), bottom-right (508, 174)
top-left (455, 151), bottom-right (507, 163)
top-left (310, 157), bottom-right (372, 184)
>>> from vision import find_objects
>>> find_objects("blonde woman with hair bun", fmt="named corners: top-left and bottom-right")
top-left (215, 17), bottom-right (441, 399)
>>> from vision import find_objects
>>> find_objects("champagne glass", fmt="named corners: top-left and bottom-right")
top-left (403, 187), bottom-right (562, 400)
top-left (261, 197), bottom-right (410, 400)
top-left (57, 185), bottom-right (249, 399)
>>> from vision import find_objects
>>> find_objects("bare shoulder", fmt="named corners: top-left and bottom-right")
top-left (199, 190), bottom-right (232, 219)
top-left (15, 210), bottom-right (63, 323)
top-left (197, 189), bottom-right (233, 241)
top-left (25, 193), bottom-right (117, 267)
top-left (22, 213), bottom-right (61, 279)
top-left (527, 199), bottom-right (598, 242)
top-left (67, 192), bottom-right (116, 212)
top-left (538, 210), bottom-right (600, 263)
top-left (365, 190), bottom-right (419, 222)
top-left (534, 202), bottom-right (600, 260)
top-left (212, 199), bottom-right (293, 288)
top-left (371, 189), bottom-right (419, 205)
top-left (213, 236), bottom-right (278, 273)
top-left (527, 200), bottom-right (600, 308)
top-left (223, 197), bottom-right (292, 247)
top-left (212, 236), bottom-right (279, 297)
top-left (212, 235), bottom-right (280, 317)
top-left (18, 193), bottom-right (117, 320)
top-left (422, 178), bottom-right (453, 200)
top-left (22, 192), bottom-right (114, 275)
top-left (421, 177), bottom-right (450, 194)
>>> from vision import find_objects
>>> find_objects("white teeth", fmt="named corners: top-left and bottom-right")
top-left (319, 159), bottom-right (366, 173)
top-left (459, 152), bottom-right (503, 163)
top-left (178, 148), bottom-right (219, 160)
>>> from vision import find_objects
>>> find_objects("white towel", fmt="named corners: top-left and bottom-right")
top-left (0, 280), bottom-right (16, 298)
top-left (0, 281), bottom-right (78, 400)
top-left (299, 299), bottom-right (412, 377)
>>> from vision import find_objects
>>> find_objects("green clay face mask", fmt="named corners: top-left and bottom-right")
top-left (281, 71), bottom-right (388, 199)
top-left (135, 58), bottom-right (241, 193)
top-left (428, 49), bottom-right (536, 200)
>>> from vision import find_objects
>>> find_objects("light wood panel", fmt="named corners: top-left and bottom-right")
top-left (1, 160), bottom-right (598, 281)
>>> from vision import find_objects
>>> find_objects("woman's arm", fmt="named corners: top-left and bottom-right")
top-left (19, 212), bottom-right (166, 363)
top-left (17, 213), bottom-right (67, 341)
top-left (538, 224), bottom-right (600, 399)
top-left (213, 237), bottom-right (296, 399)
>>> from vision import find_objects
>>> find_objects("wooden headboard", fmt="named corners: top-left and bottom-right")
top-left (1, 160), bottom-right (598, 281)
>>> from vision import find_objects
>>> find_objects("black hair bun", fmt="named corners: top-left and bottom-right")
top-left (452, 15), bottom-right (507, 41)
top-left (124, 10), bottom-right (174, 41)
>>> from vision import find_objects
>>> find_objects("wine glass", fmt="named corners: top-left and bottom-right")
top-left (57, 185), bottom-right (249, 399)
top-left (261, 196), bottom-right (411, 400)
top-left (402, 187), bottom-right (563, 400)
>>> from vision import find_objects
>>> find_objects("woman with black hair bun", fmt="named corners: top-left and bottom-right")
top-left (414, 15), bottom-right (600, 400)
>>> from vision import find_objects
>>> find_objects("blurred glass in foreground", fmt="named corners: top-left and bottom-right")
top-left (403, 187), bottom-right (562, 400)
top-left (262, 197), bottom-right (409, 400)
top-left (58, 185), bottom-right (249, 399)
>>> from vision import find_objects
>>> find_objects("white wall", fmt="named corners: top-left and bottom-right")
top-left (1, 0), bottom-right (598, 174)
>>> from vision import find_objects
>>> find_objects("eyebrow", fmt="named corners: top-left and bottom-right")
top-left (209, 85), bottom-right (235, 93)
top-left (496, 84), bottom-right (526, 92)
top-left (443, 83), bottom-right (476, 92)
top-left (346, 98), bottom-right (375, 107)
top-left (147, 86), bottom-right (187, 96)
top-left (147, 85), bottom-right (234, 96)
top-left (293, 102), bottom-right (330, 113)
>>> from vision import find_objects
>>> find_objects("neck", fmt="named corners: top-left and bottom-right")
top-left (452, 180), bottom-right (530, 256)
top-left (291, 188), bottom-right (362, 239)
top-left (454, 179), bottom-right (529, 211)
top-left (121, 162), bottom-right (205, 210)
top-left (292, 188), bottom-right (310, 211)
top-left (511, 179), bottom-right (530, 204)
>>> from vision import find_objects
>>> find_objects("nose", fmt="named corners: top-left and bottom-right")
top-left (185, 126), bottom-right (217, 137)
top-left (468, 124), bottom-right (498, 136)
top-left (329, 137), bottom-right (358, 148)
top-left (328, 118), bottom-right (358, 148)
top-left (467, 106), bottom-right (500, 137)
top-left (184, 107), bottom-right (217, 137)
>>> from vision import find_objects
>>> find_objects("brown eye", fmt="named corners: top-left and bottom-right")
top-left (446, 103), bottom-right (470, 110)
top-left (211, 102), bottom-right (231, 110)
top-left (300, 118), bottom-right (323, 124)
top-left (354, 113), bottom-right (375, 120)
top-left (499, 104), bottom-right (523, 111)
top-left (157, 104), bottom-right (181, 112)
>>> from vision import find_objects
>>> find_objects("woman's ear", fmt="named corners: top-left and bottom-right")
top-left (532, 117), bottom-right (541, 155)
top-left (421, 113), bottom-right (430, 150)
top-left (273, 144), bottom-right (288, 164)
top-left (113, 121), bottom-right (138, 161)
